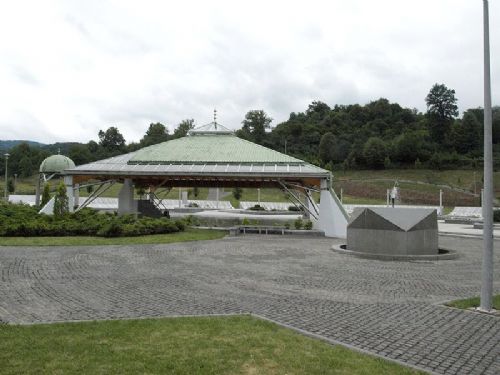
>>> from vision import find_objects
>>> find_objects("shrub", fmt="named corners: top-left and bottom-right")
top-left (304, 220), bottom-right (313, 230)
top-left (294, 217), bottom-right (304, 230)
top-left (53, 182), bottom-right (69, 216)
top-left (41, 183), bottom-right (51, 207)
top-left (0, 202), bottom-right (185, 238)
top-left (249, 204), bottom-right (265, 211)
top-left (284, 223), bottom-right (290, 229)
top-left (242, 217), bottom-right (250, 225)
top-left (97, 222), bottom-right (123, 237)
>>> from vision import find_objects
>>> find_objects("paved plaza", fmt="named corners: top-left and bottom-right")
top-left (0, 235), bottom-right (498, 374)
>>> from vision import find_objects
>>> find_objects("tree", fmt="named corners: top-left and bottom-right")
top-left (98, 127), bottom-right (126, 153)
top-left (363, 137), bottom-right (387, 169)
top-left (448, 112), bottom-right (481, 153)
top-left (425, 84), bottom-right (458, 143)
top-left (7, 178), bottom-right (15, 193)
top-left (41, 183), bottom-right (51, 207)
top-left (172, 119), bottom-right (195, 139)
top-left (232, 187), bottom-right (243, 200)
top-left (53, 182), bottom-right (69, 216)
top-left (318, 132), bottom-right (335, 164)
top-left (240, 110), bottom-right (272, 144)
top-left (140, 123), bottom-right (169, 147)
top-left (18, 156), bottom-right (33, 177)
top-left (68, 144), bottom-right (93, 165)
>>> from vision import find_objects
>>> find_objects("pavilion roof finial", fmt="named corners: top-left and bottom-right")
top-left (214, 108), bottom-right (217, 129)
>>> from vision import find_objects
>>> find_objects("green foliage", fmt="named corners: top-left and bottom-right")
top-left (318, 132), bottom-right (335, 164)
top-left (284, 222), bottom-right (291, 229)
top-left (0, 203), bottom-right (186, 238)
top-left (384, 156), bottom-right (392, 169)
top-left (41, 183), bottom-right (51, 207)
top-left (140, 123), bottom-right (169, 147)
top-left (53, 182), bottom-right (69, 216)
top-left (238, 110), bottom-right (272, 144)
top-left (241, 217), bottom-right (250, 225)
top-left (98, 126), bottom-right (126, 154)
top-left (172, 119), bottom-right (195, 139)
top-left (426, 83), bottom-right (458, 143)
top-left (18, 156), bottom-right (34, 177)
top-left (304, 220), bottom-right (313, 230)
top-left (363, 137), bottom-right (387, 169)
top-left (288, 205), bottom-right (301, 212)
top-left (249, 204), bottom-right (265, 211)
top-left (232, 187), bottom-right (242, 200)
top-left (7, 178), bottom-right (14, 193)
top-left (294, 217), bottom-right (304, 230)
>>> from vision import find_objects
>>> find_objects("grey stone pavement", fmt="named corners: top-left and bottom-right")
top-left (0, 235), bottom-right (499, 375)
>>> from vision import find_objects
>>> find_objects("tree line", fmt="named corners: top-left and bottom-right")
top-left (1, 83), bottom-right (499, 179)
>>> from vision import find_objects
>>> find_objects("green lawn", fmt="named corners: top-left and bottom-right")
top-left (446, 295), bottom-right (500, 310)
top-left (0, 228), bottom-right (226, 246)
top-left (0, 316), bottom-right (422, 375)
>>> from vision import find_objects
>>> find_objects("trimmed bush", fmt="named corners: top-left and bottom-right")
top-left (304, 221), bottom-right (313, 230)
top-left (0, 202), bottom-right (185, 238)
top-left (294, 217), bottom-right (303, 230)
top-left (249, 205), bottom-right (265, 211)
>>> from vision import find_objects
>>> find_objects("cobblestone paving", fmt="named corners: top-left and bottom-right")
top-left (0, 236), bottom-right (499, 374)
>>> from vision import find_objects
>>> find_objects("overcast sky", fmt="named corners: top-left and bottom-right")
top-left (0, 0), bottom-right (498, 144)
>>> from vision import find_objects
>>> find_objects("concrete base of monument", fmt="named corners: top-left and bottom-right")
top-left (331, 244), bottom-right (459, 261)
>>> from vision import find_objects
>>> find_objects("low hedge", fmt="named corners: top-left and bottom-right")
top-left (0, 203), bottom-right (186, 238)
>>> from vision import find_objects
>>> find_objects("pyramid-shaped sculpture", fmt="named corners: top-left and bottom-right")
top-left (347, 208), bottom-right (438, 256)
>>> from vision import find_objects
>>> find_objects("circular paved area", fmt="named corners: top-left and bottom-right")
top-left (0, 235), bottom-right (499, 375)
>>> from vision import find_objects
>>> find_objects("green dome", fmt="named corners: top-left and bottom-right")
top-left (39, 154), bottom-right (76, 174)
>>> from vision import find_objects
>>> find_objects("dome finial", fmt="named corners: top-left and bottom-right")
top-left (214, 108), bottom-right (217, 130)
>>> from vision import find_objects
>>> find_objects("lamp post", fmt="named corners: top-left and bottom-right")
top-left (3, 153), bottom-right (9, 200)
top-left (480, 0), bottom-right (493, 312)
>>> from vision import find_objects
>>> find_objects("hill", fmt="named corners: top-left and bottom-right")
top-left (0, 140), bottom-right (46, 151)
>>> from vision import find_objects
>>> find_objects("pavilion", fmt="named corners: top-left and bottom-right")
top-left (63, 121), bottom-right (348, 237)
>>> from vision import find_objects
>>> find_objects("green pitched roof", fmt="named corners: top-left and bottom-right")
top-left (129, 134), bottom-right (304, 165)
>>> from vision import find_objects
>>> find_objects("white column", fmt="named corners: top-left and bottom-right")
top-left (118, 178), bottom-right (135, 215)
top-left (64, 175), bottom-right (74, 213)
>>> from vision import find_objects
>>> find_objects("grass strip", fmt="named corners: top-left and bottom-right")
top-left (0, 315), bottom-right (422, 375)
top-left (0, 228), bottom-right (226, 246)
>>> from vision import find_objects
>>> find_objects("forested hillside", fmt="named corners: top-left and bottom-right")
top-left (1, 83), bottom-right (499, 179)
